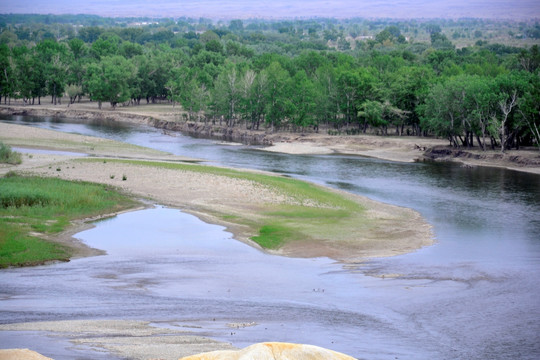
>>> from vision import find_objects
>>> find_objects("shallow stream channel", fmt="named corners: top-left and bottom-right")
top-left (1, 115), bottom-right (540, 359)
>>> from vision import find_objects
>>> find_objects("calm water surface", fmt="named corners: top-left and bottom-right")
top-left (1, 115), bottom-right (539, 359)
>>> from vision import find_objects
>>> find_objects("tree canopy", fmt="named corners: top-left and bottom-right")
top-left (0, 15), bottom-right (539, 150)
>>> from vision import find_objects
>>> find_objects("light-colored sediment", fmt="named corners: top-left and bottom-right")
top-left (0, 122), bottom-right (434, 261)
top-left (0, 320), bottom-right (235, 360)
top-left (0, 349), bottom-right (53, 360)
top-left (263, 133), bottom-right (447, 163)
top-left (263, 134), bottom-right (540, 174)
top-left (0, 322), bottom-right (360, 360)
top-left (179, 342), bottom-right (357, 360)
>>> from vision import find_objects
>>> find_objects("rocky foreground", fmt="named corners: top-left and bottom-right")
top-left (179, 342), bottom-right (357, 360)
top-left (0, 342), bottom-right (357, 360)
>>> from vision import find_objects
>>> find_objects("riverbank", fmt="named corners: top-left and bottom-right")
top-left (0, 122), bottom-right (433, 263)
top-left (2, 102), bottom-right (539, 174)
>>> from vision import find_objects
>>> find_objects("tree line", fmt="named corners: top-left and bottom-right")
top-left (0, 19), bottom-right (539, 151)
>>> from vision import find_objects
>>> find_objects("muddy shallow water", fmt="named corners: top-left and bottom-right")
top-left (1, 116), bottom-right (540, 359)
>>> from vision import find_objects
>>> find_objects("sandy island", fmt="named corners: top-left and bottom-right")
top-left (0, 122), bottom-right (433, 261)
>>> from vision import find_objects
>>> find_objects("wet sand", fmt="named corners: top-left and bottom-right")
top-left (0, 320), bottom-right (235, 360)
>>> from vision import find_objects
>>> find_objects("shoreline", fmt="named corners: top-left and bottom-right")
top-left (0, 121), bottom-right (435, 358)
top-left (1, 122), bottom-right (434, 264)
top-left (2, 103), bottom-right (539, 174)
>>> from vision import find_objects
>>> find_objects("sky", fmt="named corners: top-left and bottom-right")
top-left (1, 0), bottom-right (539, 19)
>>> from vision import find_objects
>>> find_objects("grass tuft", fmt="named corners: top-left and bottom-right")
top-left (251, 224), bottom-right (295, 249)
top-left (0, 141), bottom-right (22, 165)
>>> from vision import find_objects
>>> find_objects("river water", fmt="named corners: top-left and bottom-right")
top-left (1, 116), bottom-right (539, 359)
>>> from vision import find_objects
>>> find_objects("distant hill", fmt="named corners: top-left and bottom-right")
top-left (2, 0), bottom-right (539, 20)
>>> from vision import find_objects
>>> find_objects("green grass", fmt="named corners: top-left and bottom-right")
top-left (0, 174), bottom-right (137, 268)
top-left (81, 158), bottom-right (366, 250)
top-left (0, 141), bottom-right (22, 165)
top-left (251, 223), bottom-right (295, 249)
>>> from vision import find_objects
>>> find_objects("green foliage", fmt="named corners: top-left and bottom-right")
top-left (0, 142), bottom-right (22, 164)
top-left (0, 175), bottom-right (137, 267)
top-left (85, 55), bottom-right (135, 108)
top-left (0, 14), bottom-right (538, 149)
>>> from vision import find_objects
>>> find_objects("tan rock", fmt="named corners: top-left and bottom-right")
top-left (179, 342), bottom-right (357, 360)
top-left (0, 349), bottom-right (53, 360)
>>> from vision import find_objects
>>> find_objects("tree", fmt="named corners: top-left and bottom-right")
top-left (430, 32), bottom-right (454, 50)
top-left (466, 76), bottom-right (498, 150)
top-left (167, 66), bottom-right (209, 121)
top-left (90, 34), bottom-right (121, 59)
top-left (85, 55), bottom-right (135, 109)
top-left (229, 20), bottom-right (244, 32)
top-left (494, 89), bottom-right (518, 152)
top-left (387, 66), bottom-right (434, 136)
top-left (263, 62), bottom-right (290, 132)
top-left (489, 72), bottom-right (531, 152)
top-left (518, 73), bottom-right (540, 151)
top-left (517, 45), bottom-right (540, 73)
top-left (288, 70), bottom-right (317, 130)
top-left (78, 26), bottom-right (103, 43)
top-left (313, 65), bottom-right (338, 130)
top-left (336, 66), bottom-right (376, 130)
top-left (422, 79), bottom-right (467, 147)
top-left (0, 44), bottom-right (13, 103)
top-left (34, 39), bottom-right (69, 105)
top-left (239, 69), bottom-right (267, 130)
top-left (212, 64), bottom-right (242, 127)
top-left (359, 100), bottom-right (384, 130)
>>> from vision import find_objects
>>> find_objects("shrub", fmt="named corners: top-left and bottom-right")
top-left (0, 142), bottom-right (22, 165)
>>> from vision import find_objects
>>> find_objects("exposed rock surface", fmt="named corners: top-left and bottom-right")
top-left (0, 349), bottom-right (53, 360)
top-left (179, 342), bottom-right (357, 360)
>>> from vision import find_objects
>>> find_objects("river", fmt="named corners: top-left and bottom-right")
top-left (1, 115), bottom-right (539, 359)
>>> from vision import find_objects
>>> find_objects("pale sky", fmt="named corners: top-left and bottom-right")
top-left (1, 0), bottom-right (539, 19)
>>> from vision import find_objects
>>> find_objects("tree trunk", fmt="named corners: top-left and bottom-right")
top-left (476, 134), bottom-right (485, 151)
top-left (498, 91), bottom-right (518, 153)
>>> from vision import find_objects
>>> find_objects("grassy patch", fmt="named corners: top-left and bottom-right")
top-left (81, 158), bottom-right (366, 250)
top-left (0, 141), bottom-right (22, 165)
top-left (0, 174), bottom-right (137, 268)
top-left (251, 223), bottom-right (296, 249)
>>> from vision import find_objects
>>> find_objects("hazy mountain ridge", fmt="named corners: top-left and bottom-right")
top-left (2, 0), bottom-right (539, 20)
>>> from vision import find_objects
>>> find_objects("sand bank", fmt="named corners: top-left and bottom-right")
top-left (1, 122), bottom-right (433, 262)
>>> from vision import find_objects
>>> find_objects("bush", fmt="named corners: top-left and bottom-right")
top-left (0, 142), bottom-right (22, 165)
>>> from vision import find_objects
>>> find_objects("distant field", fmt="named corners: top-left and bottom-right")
top-left (3, 0), bottom-right (539, 19)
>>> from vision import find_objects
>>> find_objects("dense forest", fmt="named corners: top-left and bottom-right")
top-left (0, 14), bottom-right (539, 151)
